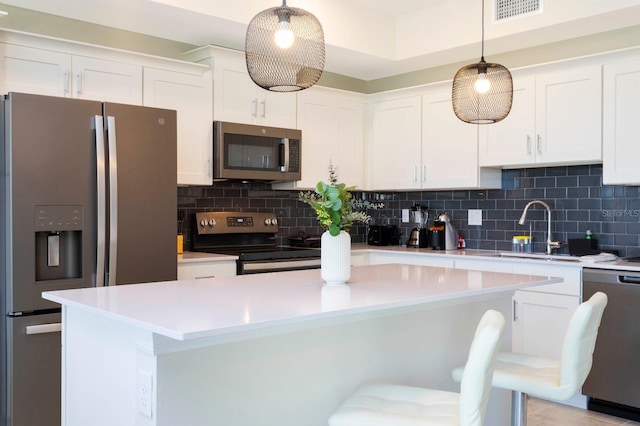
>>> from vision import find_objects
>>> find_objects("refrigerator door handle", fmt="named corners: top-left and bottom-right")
top-left (94, 115), bottom-right (107, 287)
top-left (25, 323), bottom-right (62, 335)
top-left (106, 116), bottom-right (118, 286)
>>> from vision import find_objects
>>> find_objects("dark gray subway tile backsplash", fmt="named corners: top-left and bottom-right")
top-left (178, 165), bottom-right (640, 258)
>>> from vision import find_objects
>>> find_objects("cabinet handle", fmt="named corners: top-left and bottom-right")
top-left (526, 135), bottom-right (532, 155)
top-left (422, 165), bottom-right (426, 182)
top-left (207, 159), bottom-right (212, 178)
top-left (251, 99), bottom-right (257, 117)
top-left (76, 72), bottom-right (82, 96)
top-left (195, 275), bottom-right (216, 279)
top-left (536, 135), bottom-right (542, 155)
top-left (513, 299), bottom-right (518, 322)
top-left (63, 71), bottom-right (70, 95)
top-left (260, 100), bottom-right (266, 118)
top-left (414, 166), bottom-right (418, 183)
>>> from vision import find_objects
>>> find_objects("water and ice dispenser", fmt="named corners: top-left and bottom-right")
top-left (34, 205), bottom-right (83, 281)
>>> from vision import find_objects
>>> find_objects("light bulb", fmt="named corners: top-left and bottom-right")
top-left (474, 73), bottom-right (491, 94)
top-left (274, 21), bottom-right (294, 49)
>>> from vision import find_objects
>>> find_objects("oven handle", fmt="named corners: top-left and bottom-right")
top-left (241, 258), bottom-right (320, 273)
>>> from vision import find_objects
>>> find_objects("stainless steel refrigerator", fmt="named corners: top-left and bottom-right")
top-left (0, 92), bottom-right (177, 426)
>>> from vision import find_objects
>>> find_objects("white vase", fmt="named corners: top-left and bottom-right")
top-left (321, 230), bottom-right (351, 285)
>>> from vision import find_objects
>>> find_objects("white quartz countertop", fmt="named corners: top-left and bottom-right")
top-left (43, 264), bottom-right (560, 342)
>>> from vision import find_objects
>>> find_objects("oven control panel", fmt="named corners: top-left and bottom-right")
top-left (194, 212), bottom-right (279, 235)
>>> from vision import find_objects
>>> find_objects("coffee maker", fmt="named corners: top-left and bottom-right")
top-left (430, 212), bottom-right (458, 250)
top-left (406, 205), bottom-right (428, 248)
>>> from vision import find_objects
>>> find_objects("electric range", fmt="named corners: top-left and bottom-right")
top-left (192, 211), bottom-right (321, 275)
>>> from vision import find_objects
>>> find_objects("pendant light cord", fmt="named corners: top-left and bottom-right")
top-left (480, 0), bottom-right (485, 62)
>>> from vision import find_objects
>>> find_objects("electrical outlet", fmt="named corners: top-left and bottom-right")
top-left (402, 209), bottom-right (410, 223)
top-left (468, 209), bottom-right (483, 226)
top-left (137, 370), bottom-right (153, 418)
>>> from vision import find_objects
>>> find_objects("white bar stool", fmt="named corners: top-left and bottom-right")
top-left (453, 292), bottom-right (608, 426)
top-left (328, 310), bottom-right (505, 426)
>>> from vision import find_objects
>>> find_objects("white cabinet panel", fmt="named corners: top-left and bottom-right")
top-left (602, 60), bottom-right (640, 184)
top-left (422, 87), bottom-right (500, 189)
top-left (177, 261), bottom-right (236, 279)
top-left (213, 54), bottom-right (296, 128)
top-left (275, 87), bottom-right (364, 189)
top-left (370, 96), bottom-right (422, 190)
top-left (0, 44), bottom-right (70, 96)
top-left (512, 290), bottom-right (579, 357)
top-left (0, 44), bottom-right (142, 105)
top-left (368, 252), bottom-right (455, 268)
top-left (480, 65), bottom-right (602, 168)
top-left (72, 55), bottom-right (142, 104)
top-left (144, 67), bottom-right (213, 186)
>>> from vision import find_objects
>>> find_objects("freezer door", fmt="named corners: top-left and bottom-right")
top-left (1, 313), bottom-right (62, 426)
top-left (3, 93), bottom-right (103, 313)
top-left (103, 103), bottom-right (177, 285)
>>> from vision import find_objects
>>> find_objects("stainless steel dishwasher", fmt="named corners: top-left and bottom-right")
top-left (583, 267), bottom-right (640, 421)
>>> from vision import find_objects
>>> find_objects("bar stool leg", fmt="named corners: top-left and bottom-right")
top-left (511, 390), bottom-right (527, 426)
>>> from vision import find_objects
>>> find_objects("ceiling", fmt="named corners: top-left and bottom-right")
top-left (2, 0), bottom-right (640, 80)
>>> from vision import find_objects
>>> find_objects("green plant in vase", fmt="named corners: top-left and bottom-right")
top-left (298, 164), bottom-right (383, 236)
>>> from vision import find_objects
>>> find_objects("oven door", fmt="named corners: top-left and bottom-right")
top-left (237, 258), bottom-right (321, 275)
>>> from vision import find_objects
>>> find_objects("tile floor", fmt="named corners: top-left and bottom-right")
top-left (529, 398), bottom-right (640, 425)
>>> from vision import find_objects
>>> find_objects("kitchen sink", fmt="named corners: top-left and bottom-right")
top-left (492, 252), bottom-right (582, 262)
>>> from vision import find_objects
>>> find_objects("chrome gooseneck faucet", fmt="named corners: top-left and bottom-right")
top-left (518, 200), bottom-right (561, 255)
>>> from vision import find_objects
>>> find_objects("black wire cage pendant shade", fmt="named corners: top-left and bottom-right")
top-left (245, 0), bottom-right (325, 92)
top-left (452, 0), bottom-right (513, 124)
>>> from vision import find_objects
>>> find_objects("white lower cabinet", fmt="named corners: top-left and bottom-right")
top-left (177, 260), bottom-right (236, 280)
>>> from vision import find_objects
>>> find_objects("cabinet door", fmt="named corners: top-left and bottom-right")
top-left (422, 87), bottom-right (480, 189)
top-left (72, 56), bottom-right (142, 104)
top-left (0, 44), bottom-right (70, 96)
top-left (177, 261), bottom-right (236, 279)
top-left (213, 57), bottom-right (295, 127)
top-left (289, 89), bottom-right (365, 189)
top-left (143, 67), bottom-right (213, 185)
top-left (536, 65), bottom-right (602, 165)
top-left (333, 97), bottom-right (365, 189)
top-left (370, 96), bottom-right (422, 190)
top-left (602, 60), bottom-right (640, 184)
top-left (479, 74), bottom-right (536, 167)
top-left (512, 290), bottom-right (579, 357)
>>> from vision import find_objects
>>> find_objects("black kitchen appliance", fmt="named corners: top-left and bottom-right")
top-left (192, 212), bottom-right (321, 274)
top-left (368, 225), bottom-right (401, 246)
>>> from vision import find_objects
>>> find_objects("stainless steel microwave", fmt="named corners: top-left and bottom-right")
top-left (213, 121), bottom-right (301, 181)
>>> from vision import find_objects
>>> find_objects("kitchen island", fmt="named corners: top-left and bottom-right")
top-left (43, 263), bottom-right (561, 426)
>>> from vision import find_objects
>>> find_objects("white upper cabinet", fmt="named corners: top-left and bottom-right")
top-left (0, 44), bottom-right (142, 105)
top-left (480, 64), bottom-right (602, 168)
top-left (369, 96), bottom-right (422, 190)
top-left (273, 86), bottom-right (365, 190)
top-left (422, 85), bottom-right (500, 189)
top-left (211, 49), bottom-right (296, 128)
top-left (143, 66), bottom-right (213, 186)
top-left (602, 59), bottom-right (640, 185)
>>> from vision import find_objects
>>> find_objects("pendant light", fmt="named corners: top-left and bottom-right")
top-left (452, 0), bottom-right (513, 124)
top-left (245, 0), bottom-right (325, 92)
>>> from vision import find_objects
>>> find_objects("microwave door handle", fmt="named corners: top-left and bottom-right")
top-left (280, 138), bottom-right (289, 172)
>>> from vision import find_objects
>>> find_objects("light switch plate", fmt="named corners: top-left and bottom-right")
top-left (468, 209), bottom-right (483, 226)
top-left (402, 209), bottom-right (410, 223)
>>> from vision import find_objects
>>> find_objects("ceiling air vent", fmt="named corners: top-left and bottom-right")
top-left (495, 0), bottom-right (542, 22)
